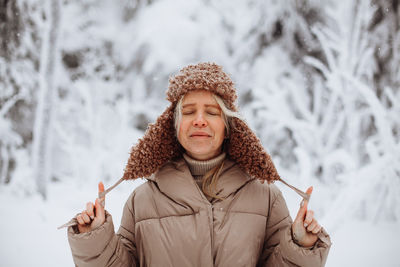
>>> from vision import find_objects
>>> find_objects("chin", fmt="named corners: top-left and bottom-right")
top-left (189, 149), bottom-right (212, 156)
top-left (189, 148), bottom-right (220, 159)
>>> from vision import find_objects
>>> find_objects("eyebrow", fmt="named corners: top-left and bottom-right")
top-left (182, 103), bottom-right (220, 109)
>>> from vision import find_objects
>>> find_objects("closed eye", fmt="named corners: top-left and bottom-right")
top-left (206, 108), bottom-right (221, 116)
top-left (182, 110), bottom-right (195, 115)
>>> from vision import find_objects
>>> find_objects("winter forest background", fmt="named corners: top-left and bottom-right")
top-left (1, 0), bottom-right (399, 266)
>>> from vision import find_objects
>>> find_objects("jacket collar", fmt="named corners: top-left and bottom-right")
top-left (147, 157), bottom-right (254, 204)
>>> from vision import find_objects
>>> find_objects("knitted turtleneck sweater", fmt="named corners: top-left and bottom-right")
top-left (183, 152), bottom-right (226, 190)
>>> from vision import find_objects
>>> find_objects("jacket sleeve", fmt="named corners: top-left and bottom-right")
top-left (67, 192), bottom-right (138, 267)
top-left (257, 184), bottom-right (332, 267)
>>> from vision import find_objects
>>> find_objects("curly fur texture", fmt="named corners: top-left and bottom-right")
top-left (122, 62), bottom-right (280, 182)
top-left (168, 63), bottom-right (238, 111)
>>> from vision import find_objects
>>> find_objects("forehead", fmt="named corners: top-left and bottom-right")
top-left (182, 90), bottom-right (218, 105)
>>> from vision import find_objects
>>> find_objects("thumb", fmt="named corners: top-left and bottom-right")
top-left (295, 186), bottom-right (313, 221)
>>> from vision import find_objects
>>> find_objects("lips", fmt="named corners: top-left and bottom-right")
top-left (190, 131), bottom-right (211, 137)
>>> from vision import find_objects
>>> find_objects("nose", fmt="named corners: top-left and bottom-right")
top-left (193, 112), bottom-right (207, 127)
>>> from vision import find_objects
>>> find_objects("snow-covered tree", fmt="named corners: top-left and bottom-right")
top-left (32, 0), bottom-right (61, 199)
top-left (243, 0), bottom-right (400, 227)
top-left (0, 0), bottom-right (42, 186)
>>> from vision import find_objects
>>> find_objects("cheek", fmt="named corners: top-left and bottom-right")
top-left (214, 121), bottom-right (226, 141)
top-left (177, 120), bottom-right (189, 142)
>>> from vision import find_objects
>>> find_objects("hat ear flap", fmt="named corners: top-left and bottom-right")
top-left (227, 118), bottom-right (280, 183)
top-left (123, 105), bottom-right (181, 180)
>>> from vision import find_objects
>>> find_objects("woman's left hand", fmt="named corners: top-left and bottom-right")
top-left (291, 186), bottom-right (322, 247)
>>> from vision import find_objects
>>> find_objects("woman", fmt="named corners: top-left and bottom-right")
top-left (67, 63), bottom-right (331, 266)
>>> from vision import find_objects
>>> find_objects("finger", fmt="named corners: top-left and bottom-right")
top-left (295, 186), bottom-right (313, 221)
top-left (302, 186), bottom-right (313, 208)
top-left (98, 182), bottom-right (105, 207)
top-left (95, 198), bottom-right (105, 219)
top-left (306, 219), bottom-right (318, 232)
top-left (81, 211), bottom-right (91, 224)
top-left (86, 202), bottom-right (95, 220)
top-left (312, 225), bottom-right (322, 234)
top-left (304, 210), bottom-right (314, 227)
top-left (77, 214), bottom-right (85, 225)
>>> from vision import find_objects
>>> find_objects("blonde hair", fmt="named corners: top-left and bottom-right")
top-left (174, 93), bottom-right (242, 199)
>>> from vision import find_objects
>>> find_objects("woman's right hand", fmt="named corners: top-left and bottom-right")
top-left (76, 182), bottom-right (106, 233)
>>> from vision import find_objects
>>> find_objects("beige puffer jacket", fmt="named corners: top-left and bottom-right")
top-left (68, 158), bottom-right (331, 267)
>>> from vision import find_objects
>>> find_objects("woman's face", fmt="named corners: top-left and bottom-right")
top-left (177, 90), bottom-right (226, 160)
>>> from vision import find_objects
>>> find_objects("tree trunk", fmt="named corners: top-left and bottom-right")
top-left (32, 0), bottom-right (61, 199)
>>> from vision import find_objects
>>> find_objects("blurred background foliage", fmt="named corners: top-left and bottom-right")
top-left (0, 0), bottom-right (399, 227)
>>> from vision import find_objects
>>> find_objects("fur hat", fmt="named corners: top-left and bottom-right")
top-left (122, 62), bottom-right (281, 183)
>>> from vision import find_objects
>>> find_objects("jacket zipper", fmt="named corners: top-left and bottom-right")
top-left (209, 204), bottom-right (214, 264)
top-left (189, 177), bottom-right (215, 264)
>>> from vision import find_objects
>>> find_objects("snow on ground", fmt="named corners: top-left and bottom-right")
top-left (326, 221), bottom-right (399, 267)
top-left (0, 180), bottom-right (399, 267)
